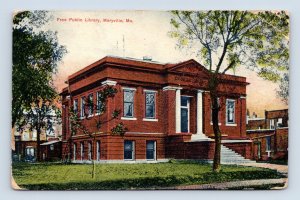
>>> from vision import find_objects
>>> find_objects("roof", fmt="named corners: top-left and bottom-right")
top-left (40, 140), bottom-right (61, 146)
top-left (68, 56), bottom-right (168, 80)
top-left (63, 55), bottom-right (248, 93)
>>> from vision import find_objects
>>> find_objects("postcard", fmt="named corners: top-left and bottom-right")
top-left (11, 10), bottom-right (289, 190)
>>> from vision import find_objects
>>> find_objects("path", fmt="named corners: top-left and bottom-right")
top-left (239, 162), bottom-right (288, 176)
top-left (166, 178), bottom-right (287, 190)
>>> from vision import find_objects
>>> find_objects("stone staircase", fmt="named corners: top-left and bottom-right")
top-left (221, 145), bottom-right (256, 164)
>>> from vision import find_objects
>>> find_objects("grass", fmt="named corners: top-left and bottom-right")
top-left (12, 161), bottom-right (284, 190)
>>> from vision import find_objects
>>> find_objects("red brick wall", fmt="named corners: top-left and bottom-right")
top-left (112, 85), bottom-right (165, 134)
top-left (203, 94), bottom-right (246, 139)
top-left (247, 129), bottom-right (288, 161)
top-left (247, 119), bottom-right (266, 130)
top-left (162, 89), bottom-right (176, 134)
top-left (275, 128), bottom-right (288, 159)
top-left (70, 134), bottom-right (165, 161)
top-left (166, 136), bottom-right (215, 160)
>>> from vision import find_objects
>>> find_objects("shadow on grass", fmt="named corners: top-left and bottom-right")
top-left (19, 170), bottom-right (284, 190)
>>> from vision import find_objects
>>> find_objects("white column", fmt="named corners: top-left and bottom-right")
top-left (192, 89), bottom-right (210, 141)
top-left (196, 90), bottom-right (204, 135)
top-left (175, 88), bottom-right (181, 133)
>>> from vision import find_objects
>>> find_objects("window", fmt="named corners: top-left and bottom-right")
top-left (145, 92), bottom-right (156, 118)
top-left (88, 142), bottom-right (92, 160)
top-left (124, 140), bottom-right (134, 160)
top-left (96, 141), bottom-right (101, 161)
top-left (146, 141), bottom-right (156, 160)
top-left (80, 142), bottom-right (84, 160)
top-left (277, 118), bottom-right (283, 127)
top-left (87, 94), bottom-right (93, 116)
top-left (96, 92), bottom-right (102, 114)
top-left (25, 146), bottom-right (35, 157)
top-left (73, 99), bottom-right (78, 114)
top-left (123, 89), bottom-right (134, 117)
top-left (226, 99), bottom-right (235, 124)
top-left (270, 119), bottom-right (275, 129)
top-left (266, 136), bottom-right (271, 151)
top-left (73, 143), bottom-right (77, 161)
top-left (181, 96), bottom-right (190, 133)
top-left (32, 129), bottom-right (37, 138)
top-left (23, 132), bottom-right (29, 140)
top-left (80, 96), bottom-right (85, 118)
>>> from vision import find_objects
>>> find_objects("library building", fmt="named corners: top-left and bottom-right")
top-left (60, 56), bottom-right (253, 163)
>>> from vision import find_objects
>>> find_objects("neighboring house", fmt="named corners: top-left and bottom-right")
top-left (60, 56), bottom-right (253, 163)
top-left (13, 126), bottom-right (46, 162)
top-left (247, 109), bottom-right (288, 161)
top-left (13, 123), bottom-right (62, 162)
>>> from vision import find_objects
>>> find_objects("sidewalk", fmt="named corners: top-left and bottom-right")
top-left (238, 162), bottom-right (288, 176)
top-left (166, 178), bottom-right (287, 190)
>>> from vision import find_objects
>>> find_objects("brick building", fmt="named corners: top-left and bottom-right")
top-left (13, 123), bottom-right (62, 162)
top-left (61, 56), bottom-right (253, 163)
top-left (247, 109), bottom-right (288, 161)
top-left (13, 126), bottom-right (47, 162)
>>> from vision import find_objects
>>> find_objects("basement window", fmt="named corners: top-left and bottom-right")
top-left (124, 140), bottom-right (135, 160)
top-left (146, 141), bottom-right (156, 160)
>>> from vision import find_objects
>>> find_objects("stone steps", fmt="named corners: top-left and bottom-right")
top-left (221, 145), bottom-right (256, 164)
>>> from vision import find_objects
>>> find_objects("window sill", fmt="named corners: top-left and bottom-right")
top-left (121, 117), bottom-right (137, 121)
top-left (210, 122), bottom-right (221, 125)
top-left (226, 123), bottom-right (237, 126)
top-left (143, 118), bottom-right (158, 122)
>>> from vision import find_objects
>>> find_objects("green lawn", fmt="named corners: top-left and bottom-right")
top-left (12, 161), bottom-right (283, 190)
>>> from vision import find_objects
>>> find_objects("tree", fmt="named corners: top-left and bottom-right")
top-left (12, 11), bottom-right (66, 160)
top-left (69, 85), bottom-right (127, 178)
top-left (12, 11), bottom-right (66, 128)
top-left (277, 73), bottom-right (289, 104)
top-left (170, 11), bottom-right (289, 172)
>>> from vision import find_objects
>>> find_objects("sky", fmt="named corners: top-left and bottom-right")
top-left (45, 10), bottom-right (288, 118)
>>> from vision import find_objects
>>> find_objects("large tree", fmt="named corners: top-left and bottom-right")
top-left (12, 11), bottom-right (66, 128)
top-left (12, 11), bottom-right (66, 161)
top-left (170, 11), bottom-right (289, 172)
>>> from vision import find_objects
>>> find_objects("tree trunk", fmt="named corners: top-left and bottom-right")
top-left (92, 138), bottom-right (96, 178)
top-left (209, 75), bottom-right (222, 172)
top-left (92, 160), bottom-right (96, 179)
top-left (36, 126), bottom-right (41, 162)
top-left (212, 97), bottom-right (221, 172)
